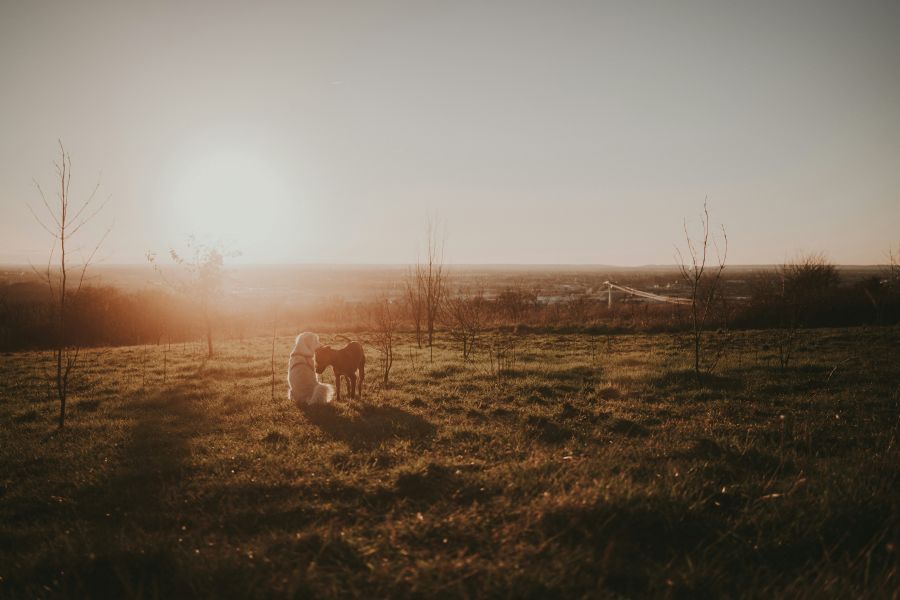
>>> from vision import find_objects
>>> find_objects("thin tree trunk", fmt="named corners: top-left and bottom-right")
top-left (163, 337), bottom-right (168, 384)
top-left (270, 317), bottom-right (277, 401)
top-left (57, 177), bottom-right (68, 428)
top-left (205, 307), bottom-right (213, 358)
top-left (56, 348), bottom-right (65, 428)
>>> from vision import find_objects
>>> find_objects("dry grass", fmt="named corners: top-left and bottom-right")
top-left (1, 328), bottom-right (898, 598)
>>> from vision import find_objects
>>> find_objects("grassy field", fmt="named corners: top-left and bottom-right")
top-left (1, 327), bottom-right (898, 598)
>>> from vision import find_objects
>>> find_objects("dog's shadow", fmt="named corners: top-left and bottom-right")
top-left (301, 402), bottom-right (437, 450)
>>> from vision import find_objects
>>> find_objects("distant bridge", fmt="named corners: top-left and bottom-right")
top-left (603, 281), bottom-right (693, 307)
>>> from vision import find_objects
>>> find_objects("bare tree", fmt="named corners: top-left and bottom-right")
top-left (270, 304), bottom-right (279, 401)
top-left (0, 288), bottom-right (10, 350)
top-left (782, 252), bottom-right (839, 297)
top-left (675, 200), bottom-right (728, 380)
top-left (28, 142), bottom-right (111, 428)
top-left (445, 287), bottom-right (489, 360)
top-left (369, 296), bottom-right (400, 386)
top-left (750, 268), bottom-right (799, 369)
top-left (404, 267), bottom-right (424, 348)
top-left (889, 244), bottom-right (900, 289)
top-left (768, 252), bottom-right (839, 368)
top-left (485, 332), bottom-right (519, 389)
top-left (496, 286), bottom-right (536, 323)
top-left (147, 237), bottom-right (238, 358)
top-left (415, 217), bottom-right (447, 360)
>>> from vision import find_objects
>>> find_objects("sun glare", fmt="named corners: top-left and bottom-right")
top-left (166, 148), bottom-right (294, 258)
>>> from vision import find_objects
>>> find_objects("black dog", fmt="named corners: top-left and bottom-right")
top-left (315, 341), bottom-right (366, 402)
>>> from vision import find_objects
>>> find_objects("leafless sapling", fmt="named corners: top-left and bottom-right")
top-left (772, 253), bottom-right (839, 368)
top-left (889, 244), bottom-right (900, 290)
top-left (445, 287), bottom-right (488, 361)
top-left (28, 142), bottom-right (111, 428)
top-left (486, 332), bottom-right (518, 388)
top-left (270, 305), bottom-right (279, 402)
top-left (415, 217), bottom-right (447, 361)
top-left (675, 200), bottom-right (728, 381)
top-left (147, 237), bottom-right (238, 359)
top-left (404, 267), bottom-right (424, 348)
top-left (369, 296), bottom-right (400, 386)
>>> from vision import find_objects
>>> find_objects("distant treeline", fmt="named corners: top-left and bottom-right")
top-left (1, 266), bottom-right (898, 352)
top-left (0, 286), bottom-right (194, 351)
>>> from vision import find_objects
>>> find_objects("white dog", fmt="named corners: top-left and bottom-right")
top-left (287, 332), bottom-right (334, 405)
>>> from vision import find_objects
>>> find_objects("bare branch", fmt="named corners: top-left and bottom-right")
top-left (32, 180), bottom-right (61, 228)
top-left (69, 193), bottom-right (110, 237)
top-left (25, 201), bottom-right (61, 239)
top-left (46, 242), bottom-right (57, 303)
top-left (75, 223), bottom-right (112, 294)
top-left (69, 176), bottom-right (102, 224)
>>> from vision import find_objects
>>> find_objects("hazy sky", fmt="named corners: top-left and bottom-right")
top-left (1, 0), bottom-right (898, 265)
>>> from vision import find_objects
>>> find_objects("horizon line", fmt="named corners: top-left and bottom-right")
top-left (0, 262), bottom-right (891, 270)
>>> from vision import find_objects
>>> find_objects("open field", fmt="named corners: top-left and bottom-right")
top-left (1, 327), bottom-right (898, 598)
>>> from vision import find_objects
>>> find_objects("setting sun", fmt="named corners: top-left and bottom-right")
top-left (164, 146), bottom-right (295, 256)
